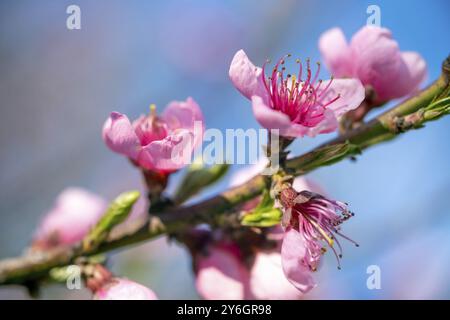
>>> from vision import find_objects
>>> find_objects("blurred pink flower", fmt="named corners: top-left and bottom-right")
top-left (33, 188), bottom-right (106, 248)
top-left (229, 50), bottom-right (365, 137)
top-left (94, 278), bottom-right (158, 300)
top-left (249, 251), bottom-right (302, 300)
top-left (102, 97), bottom-right (204, 173)
top-left (195, 245), bottom-right (250, 300)
top-left (195, 244), bottom-right (301, 300)
top-left (319, 26), bottom-right (427, 103)
top-left (279, 188), bottom-right (358, 292)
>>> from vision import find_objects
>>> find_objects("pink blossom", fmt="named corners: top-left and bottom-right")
top-left (319, 26), bottom-right (427, 103)
top-left (195, 243), bottom-right (304, 300)
top-left (195, 245), bottom-right (250, 300)
top-left (281, 228), bottom-right (317, 293)
top-left (94, 278), bottom-right (158, 300)
top-left (279, 188), bottom-right (358, 292)
top-left (33, 188), bottom-right (107, 248)
top-left (229, 50), bottom-right (365, 137)
top-left (249, 251), bottom-right (302, 300)
top-left (226, 161), bottom-right (324, 297)
top-left (102, 97), bottom-right (204, 172)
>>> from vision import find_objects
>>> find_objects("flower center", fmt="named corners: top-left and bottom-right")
top-left (262, 56), bottom-right (340, 127)
top-left (282, 190), bottom-right (358, 270)
top-left (134, 104), bottom-right (168, 146)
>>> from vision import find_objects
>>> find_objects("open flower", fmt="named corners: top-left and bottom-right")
top-left (33, 188), bottom-right (107, 249)
top-left (229, 50), bottom-right (365, 137)
top-left (102, 97), bottom-right (204, 173)
top-left (319, 26), bottom-right (427, 104)
top-left (93, 278), bottom-right (158, 300)
top-left (279, 188), bottom-right (358, 292)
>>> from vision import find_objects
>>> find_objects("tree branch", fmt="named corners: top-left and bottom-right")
top-left (1, 56), bottom-right (449, 287)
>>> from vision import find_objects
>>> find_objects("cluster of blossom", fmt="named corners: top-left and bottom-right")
top-left (33, 26), bottom-right (425, 299)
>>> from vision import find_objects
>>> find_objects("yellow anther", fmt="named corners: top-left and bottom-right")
top-left (289, 75), bottom-right (297, 101)
top-left (304, 215), bottom-right (334, 247)
top-left (149, 103), bottom-right (157, 116)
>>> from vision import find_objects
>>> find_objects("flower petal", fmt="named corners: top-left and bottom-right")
top-left (281, 228), bottom-right (316, 293)
top-left (102, 112), bottom-right (141, 159)
top-left (94, 278), bottom-right (158, 300)
top-left (318, 28), bottom-right (352, 77)
top-left (229, 49), bottom-right (268, 100)
top-left (162, 97), bottom-right (204, 148)
top-left (162, 97), bottom-right (204, 131)
top-left (251, 95), bottom-right (293, 132)
top-left (195, 247), bottom-right (249, 300)
top-left (293, 177), bottom-right (325, 195)
top-left (301, 109), bottom-right (338, 137)
top-left (139, 129), bottom-right (194, 171)
top-left (34, 188), bottom-right (107, 248)
top-left (318, 78), bottom-right (365, 117)
top-left (401, 52), bottom-right (427, 88)
top-left (350, 26), bottom-right (405, 102)
top-left (384, 51), bottom-right (427, 100)
top-left (250, 251), bottom-right (302, 300)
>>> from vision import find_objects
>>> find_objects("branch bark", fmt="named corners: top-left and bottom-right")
top-left (1, 56), bottom-right (449, 287)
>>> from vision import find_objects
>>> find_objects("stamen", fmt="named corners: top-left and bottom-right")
top-left (289, 75), bottom-right (297, 101)
top-left (262, 54), bottom-right (343, 127)
top-left (311, 62), bottom-right (321, 85)
top-left (303, 214), bottom-right (334, 247)
top-left (149, 103), bottom-right (157, 117)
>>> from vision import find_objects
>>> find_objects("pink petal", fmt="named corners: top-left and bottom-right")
top-left (301, 109), bottom-right (338, 137)
top-left (318, 78), bottom-right (365, 117)
top-left (102, 112), bottom-right (141, 159)
top-left (195, 247), bottom-right (249, 300)
top-left (229, 50), bottom-right (268, 100)
top-left (384, 51), bottom-right (427, 100)
top-left (350, 26), bottom-right (404, 102)
top-left (250, 252), bottom-right (302, 300)
top-left (132, 115), bottom-right (168, 146)
top-left (162, 97), bottom-right (204, 132)
top-left (293, 177), bottom-right (325, 195)
top-left (34, 188), bottom-right (107, 247)
top-left (94, 278), bottom-right (158, 300)
top-left (139, 129), bottom-right (194, 171)
top-left (318, 28), bottom-right (352, 77)
top-left (401, 52), bottom-right (427, 88)
top-left (162, 97), bottom-right (204, 148)
top-left (251, 95), bottom-right (303, 137)
top-left (281, 228), bottom-right (316, 293)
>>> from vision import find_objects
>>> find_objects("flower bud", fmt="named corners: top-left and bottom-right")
top-left (94, 278), bottom-right (158, 300)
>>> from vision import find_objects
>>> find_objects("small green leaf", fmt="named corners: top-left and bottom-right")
top-left (49, 265), bottom-right (75, 283)
top-left (82, 190), bottom-right (140, 251)
top-left (241, 190), bottom-right (282, 227)
top-left (424, 96), bottom-right (450, 121)
top-left (173, 159), bottom-right (229, 204)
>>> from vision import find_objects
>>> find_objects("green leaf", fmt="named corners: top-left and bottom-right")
top-left (241, 190), bottom-right (282, 227)
top-left (424, 96), bottom-right (450, 121)
top-left (82, 190), bottom-right (140, 251)
top-left (173, 159), bottom-right (229, 204)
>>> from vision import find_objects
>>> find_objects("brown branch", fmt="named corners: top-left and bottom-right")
top-left (1, 56), bottom-right (449, 287)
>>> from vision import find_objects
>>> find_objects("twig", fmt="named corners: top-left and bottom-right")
top-left (0, 56), bottom-right (449, 287)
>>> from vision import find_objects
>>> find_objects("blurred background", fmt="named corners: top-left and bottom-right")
top-left (0, 0), bottom-right (449, 299)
